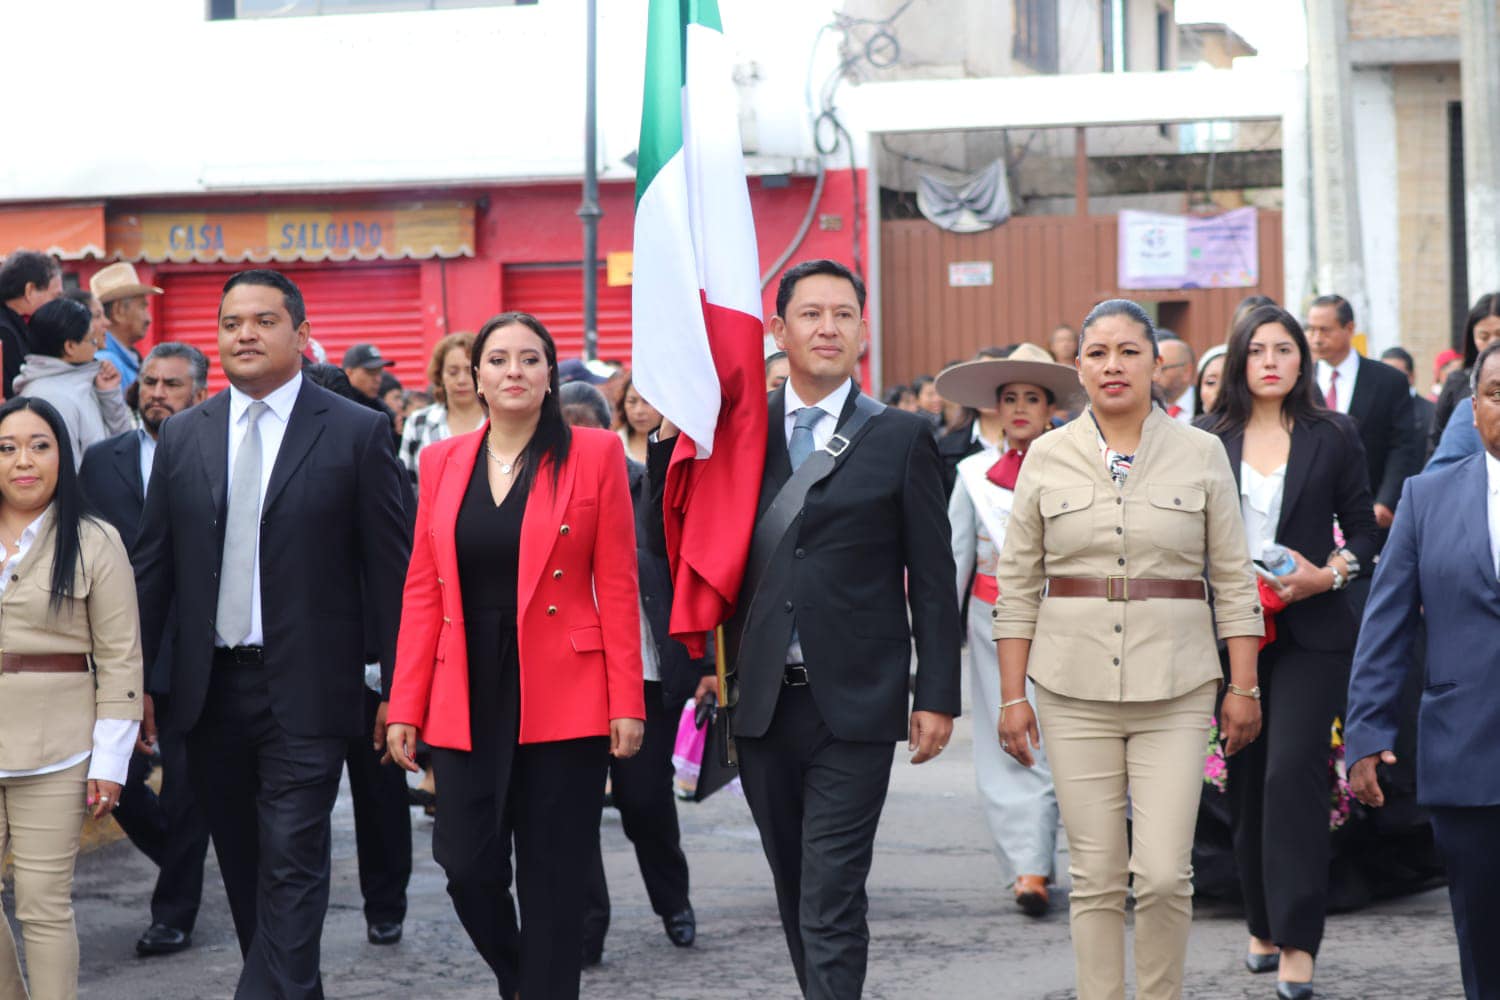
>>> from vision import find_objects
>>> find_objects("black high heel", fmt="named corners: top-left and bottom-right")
top-left (1245, 951), bottom-right (1280, 974)
top-left (1276, 980), bottom-right (1314, 999)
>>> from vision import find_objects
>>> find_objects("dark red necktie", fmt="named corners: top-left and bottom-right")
top-left (986, 448), bottom-right (1025, 490)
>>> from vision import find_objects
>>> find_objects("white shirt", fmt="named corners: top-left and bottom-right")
top-left (0, 506), bottom-right (140, 785)
top-left (138, 426), bottom-right (157, 493)
top-left (219, 373), bottom-right (302, 648)
top-left (1487, 452), bottom-right (1500, 579)
top-left (1168, 386), bottom-right (1195, 422)
top-left (1240, 462), bottom-right (1287, 562)
top-left (782, 379), bottom-right (854, 452)
top-left (1315, 351), bottom-right (1360, 416)
top-left (780, 378), bottom-right (854, 665)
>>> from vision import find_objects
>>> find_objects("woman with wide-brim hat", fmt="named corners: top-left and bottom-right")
top-left (938, 342), bottom-right (1082, 917)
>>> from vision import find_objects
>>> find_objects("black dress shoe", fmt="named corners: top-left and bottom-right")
top-left (135, 923), bottom-right (191, 956)
top-left (1276, 981), bottom-right (1314, 1000)
top-left (367, 922), bottom-right (403, 945)
top-left (663, 907), bottom-right (696, 947)
top-left (1245, 951), bottom-right (1280, 974)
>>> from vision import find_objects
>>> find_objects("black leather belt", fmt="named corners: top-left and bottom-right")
top-left (214, 645), bottom-right (265, 666)
top-left (783, 664), bottom-right (808, 687)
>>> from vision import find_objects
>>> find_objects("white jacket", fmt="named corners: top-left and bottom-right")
top-left (13, 355), bottom-right (134, 469)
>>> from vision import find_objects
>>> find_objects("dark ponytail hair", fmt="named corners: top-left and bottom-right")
top-left (1208, 304), bottom-right (1329, 435)
top-left (1079, 299), bottom-right (1160, 359)
top-left (0, 396), bottom-right (91, 614)
top-left (471, 311), bottom-right (571, 492)
top-left (27, 297), bottom-right (93, 359)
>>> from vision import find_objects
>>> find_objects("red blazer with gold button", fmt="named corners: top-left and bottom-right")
top-left (387, 425), bottom-right (645, 750)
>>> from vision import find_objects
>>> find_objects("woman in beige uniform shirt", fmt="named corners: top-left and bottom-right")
top-left (0, 397), bottom-right (143, 1000)
top-left (994, 300), bottom-right (1264, 1000)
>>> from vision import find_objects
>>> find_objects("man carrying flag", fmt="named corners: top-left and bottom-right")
top-left (634, 6), bottom-right (960, 996)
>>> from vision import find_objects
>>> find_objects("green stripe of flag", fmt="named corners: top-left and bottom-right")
top-left (635, 0), bottom-right (724, 204)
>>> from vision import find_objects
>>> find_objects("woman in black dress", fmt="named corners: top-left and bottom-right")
top-left (387, 312), bottom-right (645, 999)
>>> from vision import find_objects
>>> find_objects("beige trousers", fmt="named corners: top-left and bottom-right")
top-left (1034, 681), bottom-right (1216, 1000)
top-left (0, 760), bottom-right (88, 1000)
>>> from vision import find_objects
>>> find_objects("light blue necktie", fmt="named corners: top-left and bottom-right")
top-left (789, 406), bottom-right (824, 471)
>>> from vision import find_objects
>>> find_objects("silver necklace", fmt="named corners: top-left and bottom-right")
top-left (484, 440), bottom-right (523, 476)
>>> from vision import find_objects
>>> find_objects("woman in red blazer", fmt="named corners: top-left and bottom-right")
top-left (386, 312), bottom-right (644, 1000)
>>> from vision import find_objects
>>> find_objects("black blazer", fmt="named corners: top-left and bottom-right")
top-left (936, 419), bottom-right (983, 497)
top-left (80, 428), bottom-right (179, 696)
top-left (1204, 412), bottom-right (1380, 652)
top-left (710, 381), bottom-right (961, 743)
top-left (1346, 355), bottom-right (1420, 511)
top-left (133, 378), bottom-right (411, 739)
top-left (0, 304), bottom-right (28, 400)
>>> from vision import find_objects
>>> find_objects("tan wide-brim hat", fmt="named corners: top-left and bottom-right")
top-left (90, 262), bottom-right (163, 304)
top-left (935, 342), bottom-right (1084, 410)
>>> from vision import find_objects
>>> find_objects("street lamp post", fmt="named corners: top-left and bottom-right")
top-left (578, 0), bottom-right (602, 361)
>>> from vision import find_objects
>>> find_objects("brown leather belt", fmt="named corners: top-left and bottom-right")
top-left (1046, 576), bottom-right (1206, 602)
top-left (0, 652), bottom-right (90, 674)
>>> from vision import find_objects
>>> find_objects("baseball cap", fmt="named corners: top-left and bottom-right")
top-left (342, 343), bottom-right (396, 370)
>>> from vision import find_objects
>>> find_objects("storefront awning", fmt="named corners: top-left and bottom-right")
top-left (106, 201), bottom-right (475, 263)
top-left (0, 203), bottom-right (107, 260)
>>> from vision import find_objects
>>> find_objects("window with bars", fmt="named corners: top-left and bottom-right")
top-left (1013, 0), bottom-right (1059, 73)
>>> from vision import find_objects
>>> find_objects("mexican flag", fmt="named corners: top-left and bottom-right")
top-left (632, 0), bottom-right (766, 655)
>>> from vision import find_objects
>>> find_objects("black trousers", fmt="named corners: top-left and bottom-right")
top-left (187, 657), bottom-right (345, 1000)
top-left (431, 736), bottom-right (609, 1000)
top-left (736, 684), bottom-right (894, 1000)
top-left (1229, 640), bottom-right (1347, 955)
top-left (1430, 805), bottom-right (1500, 1000)
top-left (344, 687), bottom-right (412, 926)
top-left (113, 711), bottom-right (212, 932)
top-left (582, 681), bottom-right (691, 951)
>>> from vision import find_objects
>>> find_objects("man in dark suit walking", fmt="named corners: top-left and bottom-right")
top-left (133, 269), bottom-right (411, 1000)
top-left (1347, 341), bottom-right (1500, 1000)
top-left (652, 259), bottom-right (961, 999)
top-left (1306, 295), bottom-right (1420, 529)
top-left (1379, 346), bottom-right (1437, 443)
top-left (80, 342), bottom-right (212, 957)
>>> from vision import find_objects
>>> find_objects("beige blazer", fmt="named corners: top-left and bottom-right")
top-left (993, 408), bottom-right (1263, 702)
top-left (0, 512), bottom-right (143, 771)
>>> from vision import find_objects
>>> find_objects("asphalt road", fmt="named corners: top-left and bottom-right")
top-left (10, 685), bottom-right (1465, 999)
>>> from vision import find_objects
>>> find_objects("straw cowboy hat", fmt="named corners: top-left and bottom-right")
top-left (90, 262), bottom-right (163, 304)
top-left (935, 342), bottom-right (1083, 410)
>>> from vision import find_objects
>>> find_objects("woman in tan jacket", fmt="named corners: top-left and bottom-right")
top-left (0, 396), bottom-right (143, 1000)
top-left (994, 299), bottom-right (1264, 1000)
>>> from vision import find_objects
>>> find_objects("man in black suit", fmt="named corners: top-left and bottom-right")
top-left (652, 259), bottom-right (962, 999)
top-left (80, 343), bottom-right (213, 957)
top-left (1306, 295), bottom-right (1420, 530)
top-left (1379, 346), bottom-right (1437, 444)
top-left (133, 269), bottom-right (411, 1000)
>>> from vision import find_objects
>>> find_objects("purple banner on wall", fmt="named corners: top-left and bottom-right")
top-left (1118, 207), bottom-right (1258, 290)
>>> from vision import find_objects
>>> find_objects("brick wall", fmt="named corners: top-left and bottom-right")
top-left (1348, 0), bottom-right (1459, 40)
top-left (1393, 64), bottom-right (1461, 390)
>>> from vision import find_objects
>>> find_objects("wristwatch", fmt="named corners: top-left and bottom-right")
top-left (1227, 683), bottom-right (1261, 700)
top-left (1327, 565), bottom-right (1348, 591)
top-left (1330, 546), bottom-right (1361, 579)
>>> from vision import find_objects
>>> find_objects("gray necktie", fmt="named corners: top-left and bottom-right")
top-left (788, 406), bottom-right (824, 471)
top-left (216, 401), bottom-right (268, 647)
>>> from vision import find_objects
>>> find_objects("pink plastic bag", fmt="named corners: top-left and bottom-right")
top-left (671, 700), bottom-right (706, 799)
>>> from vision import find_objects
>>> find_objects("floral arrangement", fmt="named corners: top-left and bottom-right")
top-left (1329, 717), bottom-right (1352, 831)
top-left (1203, 717), bottom-right (1229, 792)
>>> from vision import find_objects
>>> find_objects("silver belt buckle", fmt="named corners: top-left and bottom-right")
top-left (784, 664), bottom-right (809, 686)
top-left (824, 434), bottom-right (851, 458)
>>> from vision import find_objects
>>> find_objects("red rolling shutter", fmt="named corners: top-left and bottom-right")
top-left (150, 264), bottom-right (426, 392)
top-left (501, 264), bottom-right (633, 365)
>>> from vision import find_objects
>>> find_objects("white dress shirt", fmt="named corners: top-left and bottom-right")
top-left (138, 426), bottom-right (157, 493)
top-left (1240, 462), bottom-right (1286, 562)
top-left (1167, 386), bottom-right (1196, 422)
top-left (780, 378), bottom-right (854, 666)
top-left (0, 506), bottom-right (140, 785)
top-left (1487, 452), bottom-right (1500, 579)
top-left (219, 373), bottom-right (303, 648)
top-left (1315, 351), bottom-right (1360, 415)
top-left (782, 378), bottom-right (854, 452)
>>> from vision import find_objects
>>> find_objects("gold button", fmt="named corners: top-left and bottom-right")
top-left (560, 524), bottom-right (570, 535)
top-left (547, 605), bottom-right (558, 616)
top-left (443, 616), bottom-right (451, 624)
top-left (437, 577), bottom-right (444, 585)
top-left (553, 569), bottom-right (563, 580)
